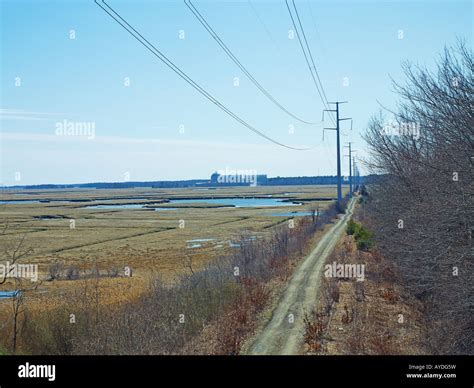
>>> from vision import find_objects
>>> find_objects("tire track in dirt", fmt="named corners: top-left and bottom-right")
top-left (245, 199), bottom-right (356, 355)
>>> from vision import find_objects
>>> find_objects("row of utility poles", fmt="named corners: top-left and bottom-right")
top-left (323, 101), bottom-right (359, 207)
top-left (345, 142), bottom-right (360, 195)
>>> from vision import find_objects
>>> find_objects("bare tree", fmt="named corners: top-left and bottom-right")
top-left (363, 41), bottom-right (473, 354)
top-left (10, 276), bottom-right (40, 353)
top-left (0, 225), bottom-right (38, 353)
top-left (1, 226), bottom-right (33, 285)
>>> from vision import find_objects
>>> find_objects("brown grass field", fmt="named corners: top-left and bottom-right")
top-left (0, 185), bottom-right (346, 310)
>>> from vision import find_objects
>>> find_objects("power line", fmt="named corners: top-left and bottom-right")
top-left (285, 1), bottom-right (325, 111)
top-left (185, 0), bottom-right (320, 126)
top-left (291, 0), bottom-right (329, 107)
top-left (95, 0), bottom-right (313, 151)
top-left (287, 0), bottom-right (347, 203)
top-left (322, 136), bottom-right (336, 170)
top-left (246, 0), bottom-right (308, 78)
top-left (292, 0), bottom-right (336, 127)
top-left (285, 0), bottom-right (336, 127)
top-left (247, 0), bottom-right (279, 52)
top-left (306, 0), bottom-right (327, 55)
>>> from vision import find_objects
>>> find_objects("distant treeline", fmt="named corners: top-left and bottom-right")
top-left (4, 180), bottom-right (208, 190)
top-left (267, 175), bottom-right (369, 186)
top-left (4, 175), bottom-right (380, 190)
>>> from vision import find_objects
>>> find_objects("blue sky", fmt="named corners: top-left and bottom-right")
top-left (1, 0), bottom-right (472, 185)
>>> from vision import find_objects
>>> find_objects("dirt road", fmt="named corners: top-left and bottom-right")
top-left (245, 198), bottom-right (356, 355)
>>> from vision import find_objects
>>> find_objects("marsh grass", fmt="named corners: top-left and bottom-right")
top-left (9, 199), bottom-right (345, 355)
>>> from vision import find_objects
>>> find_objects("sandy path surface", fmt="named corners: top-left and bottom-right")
top-left (246, 199), bottom-right (355, 355)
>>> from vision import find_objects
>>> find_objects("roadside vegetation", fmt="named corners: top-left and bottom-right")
top-left (304, 41), bottom-right (472, 355)
top-left (304, 233), bottom-right (427, 355)
top-left (346, 219), bottom-right (374, 251)
top-left (362, 41), bottom-right (473, 355)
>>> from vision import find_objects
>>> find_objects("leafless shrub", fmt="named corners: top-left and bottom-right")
top-left (328, 279), bottom-right (340, 304)
top-left (341, 304), bottom-right (354, 324)
top-left (0, 225), bottom-right (33, 285)
top-left (303, 310), bottom-right (327, 353)
top-left (107, 267), bottom-right (120, 278)
top-left (363, 41), bottom-right (473, 354)
top-left (354, 282), bottom-right (365, 302)
top-left (48, 261), bottom-right (63, 281)
top-left (65, 266), bottom-right (79, 280)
